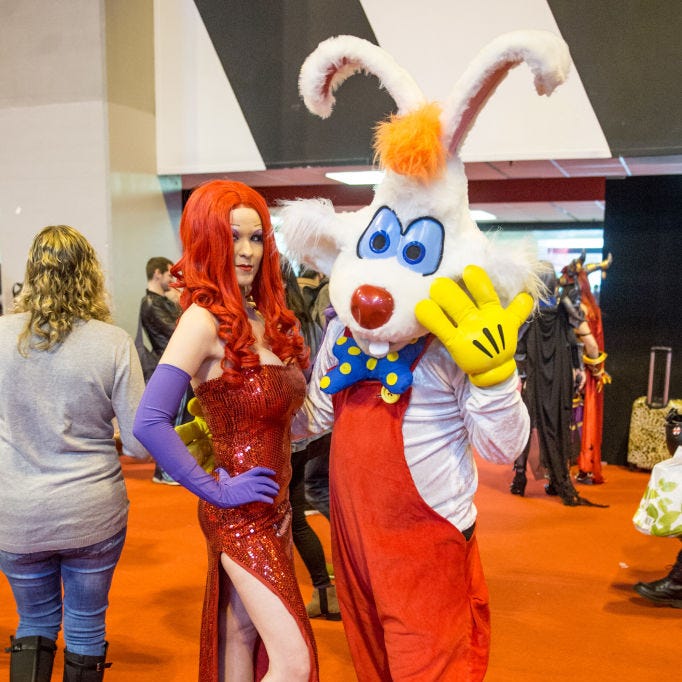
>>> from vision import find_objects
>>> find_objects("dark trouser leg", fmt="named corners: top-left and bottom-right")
top-left (510, 436), bottom-right (530, 495)
top-left (291, 451), bottom-right (341, 620)
top-left (304, 434), bottom-right (332, 520)
top-left (514, 434), bottom-right (530, 472)
top-left (6, 636), bottom-right (56, 682)
top-left (290, 452), bottom-right (331, 589)
top-left (669, 545), bottom-right (682, 583)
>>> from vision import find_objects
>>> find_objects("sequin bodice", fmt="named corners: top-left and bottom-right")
top-left (194, 363), bottom-right (306, 559)
top-left (195, 364), bottom-right (305, 501)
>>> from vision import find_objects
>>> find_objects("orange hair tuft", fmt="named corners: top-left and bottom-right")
top-left (373, 103), bottom-right (445, 182)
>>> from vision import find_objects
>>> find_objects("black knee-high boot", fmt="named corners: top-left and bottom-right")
top-left (5, 635), bottom-right (57, 682)
top-left (62, 643), bottom-right (111, 682)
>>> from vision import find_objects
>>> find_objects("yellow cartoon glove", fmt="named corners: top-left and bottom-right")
top-left (415, 265), bottom-right (534, 387)
top-left (174, 397), bottom-right (215, 473)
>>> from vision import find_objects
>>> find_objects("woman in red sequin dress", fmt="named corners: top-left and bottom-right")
top-left (134, 180), bottom-right (318, 681)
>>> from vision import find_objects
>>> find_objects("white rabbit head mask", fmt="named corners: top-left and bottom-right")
top-left (279, 31), bottom-right (571, 357)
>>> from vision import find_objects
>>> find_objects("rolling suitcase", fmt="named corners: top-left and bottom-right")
top-left (627, 346), bottom-right (682, 470)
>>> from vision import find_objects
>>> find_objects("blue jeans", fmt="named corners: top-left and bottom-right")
top-left (0, 527), bottom-right (126, 656)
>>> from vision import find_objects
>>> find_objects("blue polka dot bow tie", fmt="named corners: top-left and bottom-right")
top-left (320, 334), bottom-right (427, 396)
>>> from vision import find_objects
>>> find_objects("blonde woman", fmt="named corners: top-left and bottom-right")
top-left (0, 225), bottom-right (147, 681)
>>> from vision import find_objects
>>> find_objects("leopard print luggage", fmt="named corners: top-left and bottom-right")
top-left (627, 346), bottom-right (680, 470)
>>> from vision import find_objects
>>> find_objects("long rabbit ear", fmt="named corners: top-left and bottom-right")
top-left (442, 30), bottom-right (571, 156)
top-left (299, 34), bottom-right (425, 118)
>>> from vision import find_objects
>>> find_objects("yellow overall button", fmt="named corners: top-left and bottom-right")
top-left (380, 387), bottom-right (400, 404)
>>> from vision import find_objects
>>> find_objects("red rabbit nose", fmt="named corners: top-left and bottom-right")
top-left (350, 285), bottom-right (394, 330)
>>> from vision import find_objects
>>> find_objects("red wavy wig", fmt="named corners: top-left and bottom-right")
top-left (577, 270), bottom-right (604, 347)
top-left (172, 180), bottom-right (307, 386)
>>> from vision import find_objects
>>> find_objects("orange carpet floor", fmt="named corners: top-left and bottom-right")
top-left (1, 456), bottom-right (678, 681)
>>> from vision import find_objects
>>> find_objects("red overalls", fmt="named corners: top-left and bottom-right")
top-left (329, 351), bottom-right (491, 681)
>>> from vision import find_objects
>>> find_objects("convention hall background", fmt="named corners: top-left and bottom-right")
top-left (2, 0), bottom-right (679, 463)
top-left (1, 1), bottom-right (681, 680)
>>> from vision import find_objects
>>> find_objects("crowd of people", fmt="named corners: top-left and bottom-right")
top-left (1, 180), bottom-right (678, 682)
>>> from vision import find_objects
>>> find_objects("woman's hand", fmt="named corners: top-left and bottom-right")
top-left (215, 467), bottom-right (280, 506)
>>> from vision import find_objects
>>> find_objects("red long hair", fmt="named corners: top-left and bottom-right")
top-left (172, 180), bottom-right (307, 387)
top-left (577, 270), bottom-right (604, 348)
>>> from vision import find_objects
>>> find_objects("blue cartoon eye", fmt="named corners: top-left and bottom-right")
top-left (357, 207), bottom-right (401, 260)
top-left (396, 217), bottom-right (444, 275)
top-left (402, 241), bottom-right (425, 264)
top-left (357, 207), bottom-right (444, 276)
top-left (369, 230), bottom-right (390, 253)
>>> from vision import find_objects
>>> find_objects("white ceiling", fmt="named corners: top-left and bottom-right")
top-left (181, 154), bottom-right (682, 224)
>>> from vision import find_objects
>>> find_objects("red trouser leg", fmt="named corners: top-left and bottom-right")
top-left (331, 381), bottom-right (490, 681)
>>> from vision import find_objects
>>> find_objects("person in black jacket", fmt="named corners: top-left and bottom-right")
top-left (140, 257), bottom-right (181, 357)
top-left (139, 256), bottom-right (184, 485)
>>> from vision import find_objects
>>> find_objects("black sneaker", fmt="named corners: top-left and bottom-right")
top-left (575, 470), bottom-right (594, 485)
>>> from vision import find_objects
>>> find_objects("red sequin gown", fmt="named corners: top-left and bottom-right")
top-left (193, 364), bottom-right (318, 681)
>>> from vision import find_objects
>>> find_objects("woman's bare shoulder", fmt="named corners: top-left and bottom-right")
top-left (161, 304), bottom-right (223, 376)
top-left (178, 303), bottom-right (219, 332)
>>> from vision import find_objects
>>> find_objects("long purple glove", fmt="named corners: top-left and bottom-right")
top-left (133, 364), bottom-right (279, 507)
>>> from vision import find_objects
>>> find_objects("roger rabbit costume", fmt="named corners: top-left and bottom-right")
top-left (286, 31), bottom-right (571, 681)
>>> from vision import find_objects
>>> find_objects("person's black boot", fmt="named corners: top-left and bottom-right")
top-left (635, 550), bottom-right (682, 608)
top-left (5, 635), bottom-right (57, 682)
top-left (63, 642), bottom-right (111, 681)
top-left (633, 576), bottom-right (682, 608)
top-left (544, 481), bottom-right (558, 496)
top-left (306, 585), bottom-right (342, 621)
top-left (510, 469), bottom-right (527, 496)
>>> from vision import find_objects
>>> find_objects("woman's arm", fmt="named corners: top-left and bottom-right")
top-left (113, 335), bottom-right (149, 459)
top-left (133, 305), bottom-right (280, 507)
